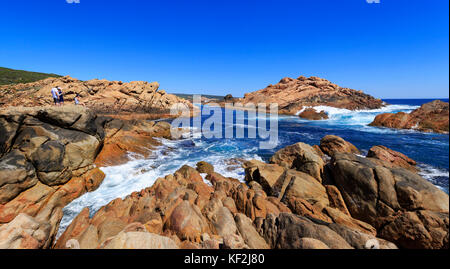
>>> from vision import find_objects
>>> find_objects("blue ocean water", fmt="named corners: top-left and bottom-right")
top-left (58, 98), bottom-right (449, 236)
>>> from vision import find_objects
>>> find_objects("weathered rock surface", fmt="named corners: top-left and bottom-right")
top-left (239, 76), bottom-right (384, 115)
top-left (320, 135), bottom-right (360, 157)
top-left (367, 145), bottom-right (417, 172)
top-left (258, 213), bottom-right (353, 249)
top-left (0, 106), bottom-right (107, 248)
top-left (196, 161), bottom-right (214, 174)
top-left (329, 152), bottom-right (449, 248)
top-left (94, 117), bottom-right (172, 167)
top-left (369, 100), bottom-right (449, 133)
top-left (0, 213), bottom-right (51, 249)
top-left (245, 151), bottom-right (379, 237)
top-left (298, 108), bottom-right (329, 120)
top-left (269, 142), bottom-right (324, 182)
top-left (101, 231), bottom-right (179, 249)
top-left (0, 76), bottom-right (192, 114)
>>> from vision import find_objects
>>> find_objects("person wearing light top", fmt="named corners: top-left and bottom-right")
top-left (51, 86), bottom-right (60, 105)
top-left (74, 93), bottom-right (85, 106)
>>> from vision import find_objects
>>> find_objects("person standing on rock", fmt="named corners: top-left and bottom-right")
top-left (51, 86), bottom-right (60, 106)
top-left (58, 87), bottom-right (64, 105)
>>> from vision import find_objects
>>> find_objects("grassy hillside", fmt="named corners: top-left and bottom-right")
top-left (0, 67), bottom-right (62, 85)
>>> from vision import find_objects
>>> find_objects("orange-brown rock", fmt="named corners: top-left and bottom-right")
top-left (0, 213), bottom-right (51, 249)
top-left (325, 185), bottom-right (350, 216)
top-left (366, 145), bottom-right (417, 172)
top-left (196, 161), bottom-right (214, 174)
top-left (369, 100), bottom-right (449, 133)
top-left (55, 164), bottom-right (296, 249)
top-left (269, 142), bottom-right (325, 183)
top-left (298, 108), bottom-right (329, 120)
top-left (55, 158), bottom-right (403, 249)
top-left (239, 76), bottom-right (384, 115)
top-left (319, 135), bottom-right (360, 157)
top-left (95, 118), bottom-right (172, 167)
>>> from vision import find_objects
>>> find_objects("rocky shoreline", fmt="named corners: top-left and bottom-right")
top-left (0, 106), bottom-right (448, 249)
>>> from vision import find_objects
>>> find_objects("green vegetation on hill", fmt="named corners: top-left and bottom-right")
top-left (0, 67), bottom-right (62, 85)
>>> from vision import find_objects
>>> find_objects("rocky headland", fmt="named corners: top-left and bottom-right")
top-left (0, 76), bottom-right (192, 116)
top-left (1, 105), bottom-right (447, 249)
top-left (369, 100), bottom-right (449, 134)
top-left (237, 76), bottom-right (384, 115)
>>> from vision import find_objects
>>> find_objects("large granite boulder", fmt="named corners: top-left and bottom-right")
top-left (269, 142), bottom-right (324, 182)
top-left (0, 106), bottom-right (106, 247)
top-left (329, 152), bottom-right (449, 248)
top-left (320, 135), bottom-right (360, 157)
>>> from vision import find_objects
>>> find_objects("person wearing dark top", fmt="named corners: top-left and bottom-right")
top-left (58, 87), bottom-right (64, 105)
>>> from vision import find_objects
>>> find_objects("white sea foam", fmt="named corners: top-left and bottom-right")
top-left (294, 104), bottom-right (421, 134)
top-left (417, 163), bottom-right (449, 191)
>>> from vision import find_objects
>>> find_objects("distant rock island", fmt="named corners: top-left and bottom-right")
top-left (238, 76), bottom-right (384, 115)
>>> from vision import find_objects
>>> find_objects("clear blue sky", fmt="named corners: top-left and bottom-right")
top-left (0, 0), bottom-right (448, 98)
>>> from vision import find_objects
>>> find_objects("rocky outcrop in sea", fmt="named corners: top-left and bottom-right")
top-left (238, 76), bottom-right (384, 115)
top-left (369, 100), bottom-right (449, 134)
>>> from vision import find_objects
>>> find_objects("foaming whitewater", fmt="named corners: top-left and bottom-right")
top-left (297, 104), bottom-right (419, 126)
top-left (58, 100), bottom-right (449, 238)
top-left (417, 163), bottom-right (450, 192)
